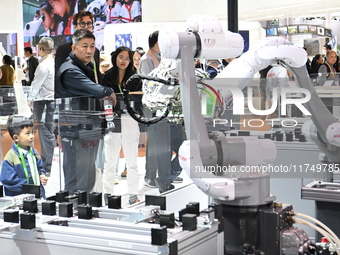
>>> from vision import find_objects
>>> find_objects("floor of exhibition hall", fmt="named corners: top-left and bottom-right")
top-left (44, 153), bottom-right (192, 208)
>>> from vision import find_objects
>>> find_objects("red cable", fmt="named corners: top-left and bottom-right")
top-left (200, 82), bottom-right (223, 107)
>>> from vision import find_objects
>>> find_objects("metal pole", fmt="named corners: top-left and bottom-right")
top-left (228, 0), bottom-right (238, 33)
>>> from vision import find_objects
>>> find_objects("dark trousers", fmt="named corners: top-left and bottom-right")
top-left (34, 100), bottom-right (56, 173)
top-left (62, 138), bottom-right (99, 194)
top-left (145, 120), bottom-right (184, 189)
top-left (57, 97), bottom-right (103, 194)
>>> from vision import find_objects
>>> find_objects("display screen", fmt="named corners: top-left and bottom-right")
top-left (266, 27), bottom-right (277, 36)
top-left (277, 26), bottom-right (288, 35)
top-left (239, 30), bottom-right (249, 52)
top-left (325, 29), bottom-right (333, 37)
top-left (22, 0), bottom-right (142, 51)
top-left (287, 26), bottom-right (298, 34)
top-left (308, 26), bottom-right (317, 33)
top-left (298, 25), bottom-right (309, 33)
top-left (115, 34), bottom-right (133, 49)
top-left (317, 27), bottom-right (325, 36)
top-left (266, 20), bottom-right (279, 27)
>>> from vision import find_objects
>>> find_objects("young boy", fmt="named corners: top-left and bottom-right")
top-left (0, 116), bottom-right (48, 198)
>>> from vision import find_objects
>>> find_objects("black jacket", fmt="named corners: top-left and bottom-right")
top-left (55, 52), bottom-right (113, 99)
top-left (27, 56), bottom-right (39, 82)
top-left (55, 41), bottom-right (102, 84)
top-left (102, 68), bottom-right (142, 116)
top-left (102, 67), bottom-right (142, 93)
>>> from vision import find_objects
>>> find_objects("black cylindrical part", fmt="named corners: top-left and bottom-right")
top-left (223, 204), bottom-right (269, 255)
top-left (42, 201), bottom-right (56, 216)
top-left (108, 195), bottom-right (122, 209)
top-left (286, 132), bottom-right (294, 142)
top-left (228, 0), bottom-right (238, 33)
top-left (223, 205), bottom-right (258, 254)
top-left (23, 199), bottom-right (38, 213)
top-left (276, 132), bottom-right (284, 141)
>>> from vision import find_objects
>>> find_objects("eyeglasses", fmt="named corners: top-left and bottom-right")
top-left (118, 56), bottom-right (130, 62)
top-left (41, 15), bottom-right (45, 22)
top-left (77, 22), bottom-right (93, 28)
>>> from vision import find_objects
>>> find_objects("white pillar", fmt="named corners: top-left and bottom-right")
top-left (325, 12), bottom-right (331, 28)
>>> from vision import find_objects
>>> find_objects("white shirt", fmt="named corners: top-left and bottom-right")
top-left (106, 2), bottom-right (122, 23)
top-left (138, 49), bottom-right (160, 75)
top-left (28, 54), bottom-right (55, 101)
top-left (120, 1), bottom-right (141, 23)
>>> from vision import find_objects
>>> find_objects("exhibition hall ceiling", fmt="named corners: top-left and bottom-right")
top-left (22, 0), bottom-right (340, 22)
top-left (237, 0), bottom-right (340, 21)
top-left (144, 0), bottom-right (340, 23)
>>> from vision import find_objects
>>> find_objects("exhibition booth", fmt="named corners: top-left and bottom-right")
top-left (2, 1), bottom-right (340, 255)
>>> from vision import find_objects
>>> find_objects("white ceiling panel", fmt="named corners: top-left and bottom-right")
top-left (142, 0), bottom-right (340, 23)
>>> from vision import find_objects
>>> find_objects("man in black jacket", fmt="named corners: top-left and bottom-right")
top-left (55, 10), bottom-right (102, 93)
top-left (56, 29), bottom-right (115, 194)
top-left (55, 30), bottom-right (114, 100)
top-left (23, 47), bottom-right (39, 85)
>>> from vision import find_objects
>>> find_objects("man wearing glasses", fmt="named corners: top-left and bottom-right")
top-left (54, 10), bottom-right (102, 90)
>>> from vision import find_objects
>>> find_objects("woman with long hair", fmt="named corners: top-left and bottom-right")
top-left (102, 46), bottom-right (141, 205)
top-left (132, 47), bottom-right (145, 73)
top-left (311, 54), bottom-right (323, 78)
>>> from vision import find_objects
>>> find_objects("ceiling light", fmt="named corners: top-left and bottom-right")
top-left (257, 3), bottom-right (315, 12)
top-left (246, 15), bottom-right (285, 21)
top-left (311, 7), bottom-right (340, 13)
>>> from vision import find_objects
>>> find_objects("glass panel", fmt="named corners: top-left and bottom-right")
top-left (54, 95), bottom-right (152, 206)
top-left (0, 90), bottom-right (190, 207)
top-left (2, 71), bottom-right (340, 207)
top-left (0, 87), bottom-right (21, 166)
top-left (55, 97), bottom-right (107, 196)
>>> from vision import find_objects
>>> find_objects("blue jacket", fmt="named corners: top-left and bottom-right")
top-left (0, 143), bottom-right (46, 197)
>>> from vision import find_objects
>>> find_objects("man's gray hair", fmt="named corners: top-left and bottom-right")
top-left (38, 37), bottom-right (54, 54)
top-left (72, 29), bottom-right (95, 46)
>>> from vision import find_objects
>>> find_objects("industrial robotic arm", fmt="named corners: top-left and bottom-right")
top-left (127, 15), bottom-right (340, 254)
top-left (156, 16), bottom-right (279, 206)
top-left (157, 17), bottom-right (340, 202)
top-left (218, 36), bottom-right (340, 165)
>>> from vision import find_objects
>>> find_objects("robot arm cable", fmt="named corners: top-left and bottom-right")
top-left (124, 74), bottom-right (171, 91)
top-left (199, 82), bottom-right (223, 107)
top-left (293, 217), bottom-right (340, 250)
top-left (123, 74), bottom-right (172, 124)
top-left (197, 87), bottom-right (217, 104)
top-left (294, 212), bottom-right (340, 246)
